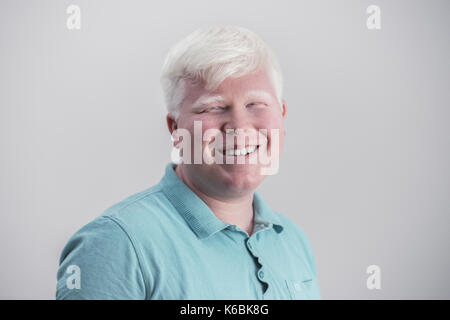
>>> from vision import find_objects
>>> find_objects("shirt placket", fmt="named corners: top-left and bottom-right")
top-left (245, 222), bottom-right (273, 299)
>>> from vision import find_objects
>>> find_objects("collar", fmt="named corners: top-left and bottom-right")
top-left (160, 162), bottom-right (284, 239)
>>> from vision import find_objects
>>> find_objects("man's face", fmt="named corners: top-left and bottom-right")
top-left (169, 68), bottom-right (287, 198)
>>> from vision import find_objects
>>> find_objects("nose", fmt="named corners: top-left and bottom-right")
top-left (221, 107), bottom-right (259, 147)
top-left (222, 106), bottom-right (253, 133)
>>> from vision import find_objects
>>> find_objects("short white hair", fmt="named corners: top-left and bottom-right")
top-left (160, 25), bottom-right (284, 120)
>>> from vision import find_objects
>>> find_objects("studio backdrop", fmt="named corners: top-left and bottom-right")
top-left (0, 0), bottom-right (449, 299)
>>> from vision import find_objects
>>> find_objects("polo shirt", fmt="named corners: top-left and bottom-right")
top-left (56, 162), bottom-right (321, 299)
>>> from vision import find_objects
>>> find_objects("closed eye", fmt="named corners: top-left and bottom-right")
top-left (199, 106), bottom-right (227, 113)
top-left (247, 102), bottom-right (267, 107)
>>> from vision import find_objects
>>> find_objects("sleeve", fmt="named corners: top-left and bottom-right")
top-left (56, 215), bottom-right (147, 299)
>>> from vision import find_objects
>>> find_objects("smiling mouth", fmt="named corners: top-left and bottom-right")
top-left (217, 145), bottom-right (261, 157)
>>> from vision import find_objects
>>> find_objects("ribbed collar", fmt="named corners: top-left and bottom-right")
top-left (160, 162), bottom-right (284, 239)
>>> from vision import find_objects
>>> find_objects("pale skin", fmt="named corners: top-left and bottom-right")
top-left (167, 68), bottom-right (287, 236)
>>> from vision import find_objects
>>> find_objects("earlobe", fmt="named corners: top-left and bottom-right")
top-left (166, 114), bottom-right (178, 135)
top-left (167, 114), bottom-right (180, 149)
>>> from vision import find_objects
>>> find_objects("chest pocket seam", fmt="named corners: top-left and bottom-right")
top-left (285, 277), bottom-right (319, 300)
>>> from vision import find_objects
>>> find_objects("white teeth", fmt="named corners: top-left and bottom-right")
top-left (221, 146), bottom-right (258, 156)
top-left (247, 146), bottom-right (256, 153)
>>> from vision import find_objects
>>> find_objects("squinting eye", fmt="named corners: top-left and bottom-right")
top-left (247, 102), bottom-right (264, 107)
top-left (201, 106), bottom-right (225, 113)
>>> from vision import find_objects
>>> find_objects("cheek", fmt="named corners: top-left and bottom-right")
top-left (259, 114), bottom-right (285, 154)
top-left (258, 114), bottom-right (283, 137)
top-left (199, 118), bottom-right (222, 146)
top-left (180, 117), bottom-right (220, 142)
top-left (200, 116), bottom-right (221, 128)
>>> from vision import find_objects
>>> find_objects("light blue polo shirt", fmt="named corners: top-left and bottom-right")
top-left (56, 162), bottom-right (321, 300)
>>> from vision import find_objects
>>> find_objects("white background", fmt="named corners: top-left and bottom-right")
top-left (1, 0), bottom-right (449, 299)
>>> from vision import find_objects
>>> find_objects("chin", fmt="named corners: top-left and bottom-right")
top-left (219, 167), bottom-right (263, 192)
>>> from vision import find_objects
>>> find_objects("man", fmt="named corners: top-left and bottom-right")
top-left (56, 25), bottom-right (321, 300)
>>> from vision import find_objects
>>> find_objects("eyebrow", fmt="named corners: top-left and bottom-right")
top-left (191, 94), bottom-right (226, 111)
top-left (191, 90), bottom-right (274, 111)
top-left (244, 90), bottom-right (274, 102)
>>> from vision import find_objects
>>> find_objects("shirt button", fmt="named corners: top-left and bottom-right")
top-left (258, 270), bottom-right (264, 279)
top-left (247, 241), bottom-right (253, 250)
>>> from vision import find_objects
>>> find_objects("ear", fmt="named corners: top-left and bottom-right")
top-left (166, 114), bottom-right (178, 136)
top-left (281, 100), bottom-right (287, 118)
top-left (281, 100), bottom-right (287, 137)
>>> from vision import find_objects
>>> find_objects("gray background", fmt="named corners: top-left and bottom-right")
top-left (1, 0), bottom-right (449, 299)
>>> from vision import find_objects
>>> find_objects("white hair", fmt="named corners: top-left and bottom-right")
top-left (160, 25), bottom-right (284, 120)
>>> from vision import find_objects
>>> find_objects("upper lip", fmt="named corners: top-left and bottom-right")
top-left (217, 144), bottom-right (261, 152)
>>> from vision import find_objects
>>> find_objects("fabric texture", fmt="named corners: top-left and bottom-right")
top-left (56, 162), bottom-right (321, 300)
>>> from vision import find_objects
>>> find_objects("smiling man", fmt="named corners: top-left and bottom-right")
top-left (56, 25), bottom-right (321, 300)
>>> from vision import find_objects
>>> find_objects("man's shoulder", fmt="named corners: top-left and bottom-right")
top-left (103, 183), bottom-right (163, 214)
top-left (57, 182), bottom-right (175, 272)
top-left (100, 183), bottom-right (173, 228)
top-left (62, 182), bottom-right (179, 254)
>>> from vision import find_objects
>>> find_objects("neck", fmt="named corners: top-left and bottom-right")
top-left (175, 164), bottom-right (255, 236)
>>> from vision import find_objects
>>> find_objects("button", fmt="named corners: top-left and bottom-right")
top-left (247, 241), bottom-right (253, 249)
top-left (294, 282), bottom-right (301, 291)
top-left (258, 270), bottom-right (264, 279)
